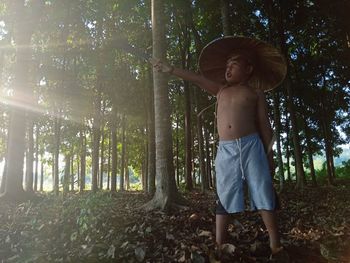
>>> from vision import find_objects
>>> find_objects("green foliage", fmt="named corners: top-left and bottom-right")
top-left (335, 160), bottom-right (350, 178)
top-left (65, 191), bottom-right (115, 237)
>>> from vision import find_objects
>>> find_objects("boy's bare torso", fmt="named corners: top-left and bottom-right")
top-left (217, 84), bottom-right (258, 140)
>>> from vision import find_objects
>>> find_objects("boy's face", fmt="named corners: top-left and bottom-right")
top-left (225, 55), bottom-right (253, 84)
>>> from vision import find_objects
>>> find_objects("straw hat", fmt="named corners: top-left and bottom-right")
top-left (198, 36), bottom-right (287, 92)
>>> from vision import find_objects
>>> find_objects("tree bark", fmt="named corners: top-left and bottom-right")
top-left (276, 0), bottom-right (305, 189)
top-left (34, 124), bottom-right (39, 192)
top-left (107, 129), bottom-right (111, 190)
top-left (91, 90), bottom-right (101, 192)
top-left (111, 113), bottom-right (118, 192)
top-left (70, 153), bottom-right (74, 191)
top-left (204, 124), bottom-right (212, 188)
top-left (175, 114), bottom-right (180, 186)
top-left (53, 116), bottom-right (61, 195)
top-left (40, 153), bottom-right (44, 192)
top-left (25, 121), bottom-right (34, 192)
top-left (143, 0), bottom-right (186, 211)
top-left (99, 122), bottom-right (105, 190)
top-left (146, 69), bottom-right (156, 194)
top-left (120, 114), bottom-right (126, 191)
top-left (79, 128), bottom-right (86, 192)
top-left (285, 117), bottom-right (292, 181)
top-left (63, 154), bottom-right (70, 196)
top-left (273, 91), bottom-right (285, 189)
top-left (0, 0), bottom-right (36, 200)
top-left (303, 119), bottom-right (317, 186)
top-left (220, 0), bottom-right (233, 35)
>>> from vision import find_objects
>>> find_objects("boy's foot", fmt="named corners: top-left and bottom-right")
top-left (270, 247), bottom-right (290, 262)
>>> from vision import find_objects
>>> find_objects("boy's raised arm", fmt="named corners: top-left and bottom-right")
top-left (151, 59), bottom-right (222, 96)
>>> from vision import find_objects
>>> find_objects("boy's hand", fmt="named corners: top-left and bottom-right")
top-left (151, 58), bottom-right (174, 74)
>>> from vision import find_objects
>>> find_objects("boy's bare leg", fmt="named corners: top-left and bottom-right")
top-left (259, 210), bottom-right (282, 253)
top-left (216, 214), bottom-right (230, 245)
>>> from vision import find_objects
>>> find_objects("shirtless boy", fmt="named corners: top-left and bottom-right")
top-left (153, 36), bottom-right (288, 260)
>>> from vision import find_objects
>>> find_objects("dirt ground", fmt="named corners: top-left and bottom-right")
top-left (0, 182), bottom-right (349, 262)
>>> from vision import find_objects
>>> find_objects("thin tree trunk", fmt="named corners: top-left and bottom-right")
top-left (175, 114), bottom-right (180, 186)
top-left (25, 120), bottom-right (34, 192)
top-left (34, 124), bottom-right (39, 192)
top-left (79, 129), bottom-right (86, 192)
top-left (54, 116), bottom-right (61, 195)
top-left (204, 124), bottom-right (212, 188)
top-left (304, 119), bottom-right (317, 186)
top-left (120, 115), bottom-right (126, 191)
top-left (143, 0), bottom-right (186, 210)
top-left (273, 91), bottom-right (285, 189)
top-left (51, 152), bottom-right (55, 191)
top-left (194, 89), bottom-right (208, 191)
top-left (146, 69), bottom-right (156, 194)
top-left (125, 157), bottom-right (129, 190)
top-left (63, 154), bottom-right (70, 196)
top-left (276, 1), bottom-right (305, 188)
top-left (40, 153), bottom-right (44, 192)
top-left (91, 91), bottom-right (101, 192)
top-left (285, 117), bottom-right (292, 181)
top-left (220, 0), bottom-right (233, 35)
top-left (70, 153), bottom-right (74, 191)
top-left (100, 124), bottom-right (105, 190)
top-left (111, 114), bottom-right (118, 192)
top-left (107, 129), bottom-right (111, 190)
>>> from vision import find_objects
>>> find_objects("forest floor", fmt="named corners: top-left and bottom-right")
top-left (0, 181), bottom-right (349, 263)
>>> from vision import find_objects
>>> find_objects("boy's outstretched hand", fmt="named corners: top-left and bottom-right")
top-left (151, 59), bottom-right (174, 74)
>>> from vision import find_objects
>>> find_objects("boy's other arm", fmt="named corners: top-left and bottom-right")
top-left (256, 89), bottom-right (275, 175)
top-left (152, 60), bottom-right (222, 96)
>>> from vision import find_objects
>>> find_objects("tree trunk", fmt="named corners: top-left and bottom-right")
top-left (194, 89), bottom-right (208, 191)
top-left (220, 0), bottom-right (233, 35)
top-left (54, 116), bottom-right (61, 195)
top-left (79, 128), bottom-right (86, 192)
top-left (40, 153), bottom-right (44, 192)
top-left (100, 123), bottom-right (105, 190)
top-left (107, 129), bottom-right (111, 190)
top-left (177, 23), bottom-right (193, 191)
top-left (51, 153), bottom-right (54, 191)
top-left (184, 83), bottom-right (193, 191)
top-left (204, 125), bottom-right (212, 188)
top-left (63, 154), bottom-right (70, 196)
top-left (286, 86), bottom-right (305, 189)
top-left (175, 114), bottom-right (180, 186)
top-left (70, 154), bottom-right (74, 191)
top-left (125, 157), bottom-right (129, 190)
top-left (143, 0), bottom-right (186, 211)
top-left (276, 1), bottom-right (305, 189)
top-left (273, 91), bottom-right (285, 189)
top-left (0, 1), bottom-right (32, 200)
top-left (285, 117), bottom-right (292, 181)
top-left (120, 114), bottom-right (126, 191)
top-left (321, 119), bottom-right (335, 184)
top-left (91, 91), bottom-right (101, 192)
top-left (111, 113), bottom-right (118, 192)
top-left (304, 119), bottom-right (317, 186)
top-left (34, 124), bottom-right (39, 192)
top-left (25, 120), bottom-right (34, 192)
top-left (146, 69), bottom-right (156, 195)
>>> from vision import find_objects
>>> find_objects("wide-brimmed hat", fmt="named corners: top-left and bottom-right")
top-left (198, 36), bottom-right (287, 91)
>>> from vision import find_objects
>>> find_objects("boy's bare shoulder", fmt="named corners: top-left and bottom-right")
top-left (253, 87), bottom-right (266, 99)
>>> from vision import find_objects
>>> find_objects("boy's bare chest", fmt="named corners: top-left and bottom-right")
top-left (218, 87), bottom-right (258, 109)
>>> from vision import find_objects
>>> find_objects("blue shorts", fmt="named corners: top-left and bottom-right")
top-left (215, 133), bottom-right (277, 214)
